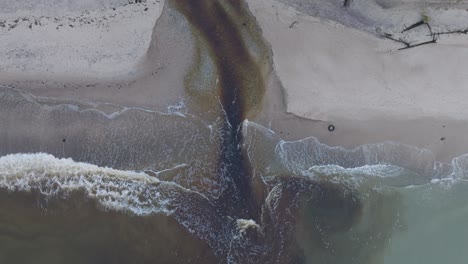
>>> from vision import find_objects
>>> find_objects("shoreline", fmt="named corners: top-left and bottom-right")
top-left (2, 0), bottom-right (468, 163)
top-left (248, 0), bottom-right (468, 162)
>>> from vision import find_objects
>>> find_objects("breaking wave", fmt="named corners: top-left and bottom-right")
top-left (2, 87), bottom-right (468, 263)
top-left (0, 153), bottom-right (171, 215)
top-left (242, 120), bottom-right (468, 264)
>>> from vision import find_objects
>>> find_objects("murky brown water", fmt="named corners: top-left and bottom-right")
top-left (0, 190), bottom-right (217, 264)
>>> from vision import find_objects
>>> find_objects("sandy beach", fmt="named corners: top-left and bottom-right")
top-left (3, 0), bottom-right (468, 162)
top-left (248, 0), bottom-right (468, 162)
top-left (2, 1), bottom-right (468, 263)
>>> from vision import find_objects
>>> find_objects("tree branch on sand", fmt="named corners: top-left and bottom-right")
top-left (429, 29), bottom-right (468, 37)
top-left (401, 20), bottom-right (426, 33)
top-left (382, 34), bottom-right (411, 48)
top-left (397, 39), bottom-right (436, 50)
top-left (383, 33), bottom-right (437, 51)
top-left (384, 20), bottom-right (438, 51)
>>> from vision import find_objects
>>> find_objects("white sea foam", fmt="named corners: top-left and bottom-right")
top-left (236, 219), bottom-right (260, 236)
top-left (278, 137), bottom-right (468, 187)
top-left (0, 152), bottom-right (231, 257)
top-left (0, 153), bottom-right (177, 215)
top-left (243, 120), bottom-right (468, 192)
top-left (275, 137), bottom-right (436, 178)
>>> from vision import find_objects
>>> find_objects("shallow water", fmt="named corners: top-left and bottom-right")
top-left (2, 90), bottom-right (468, 263)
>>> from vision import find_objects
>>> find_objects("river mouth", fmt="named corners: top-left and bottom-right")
top-left (1, 0), bottom-right (468, 263)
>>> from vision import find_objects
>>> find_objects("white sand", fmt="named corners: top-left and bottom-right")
top-left (249, 0), bottom-right (468, 121)
top-left (0, 1), bottom-right (162, 80)
top-left (247, 0), bottom-right (468, 161)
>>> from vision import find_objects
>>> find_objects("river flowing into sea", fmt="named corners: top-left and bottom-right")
top-left (1, 0), bottom-right (468, 263)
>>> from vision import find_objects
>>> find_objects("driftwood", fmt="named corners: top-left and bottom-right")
top-left (384, 21), bottom-right (437, 50)
top-left (398, 39), bottom-right (437, 50)
top-left (401, 20), bottom-right (426, 33)
top-left (425, 23), bottom-right (433, 36)
top-left (383, 34), bottom-right (411, 48)
top-left (429, 29), bottom-right (468, 37)
top-left (384, 34), bottom-right (437, 50)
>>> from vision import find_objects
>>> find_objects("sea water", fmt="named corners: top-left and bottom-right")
top-left (1, 86), bottom-right (468, 263)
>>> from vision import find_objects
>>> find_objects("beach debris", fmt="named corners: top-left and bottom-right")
top-left (289, 21), bottom-right (298, 28)
top-left (429, 29), bottom-right (468, 37)
top-left (383, 19), bottom-right (437, 50)
top-left (398, 38), bottom-right (437, 50)
top-left (383, 34), bottom-right (411, 47)
top-left (401, 20), bottom-right (426, 33)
